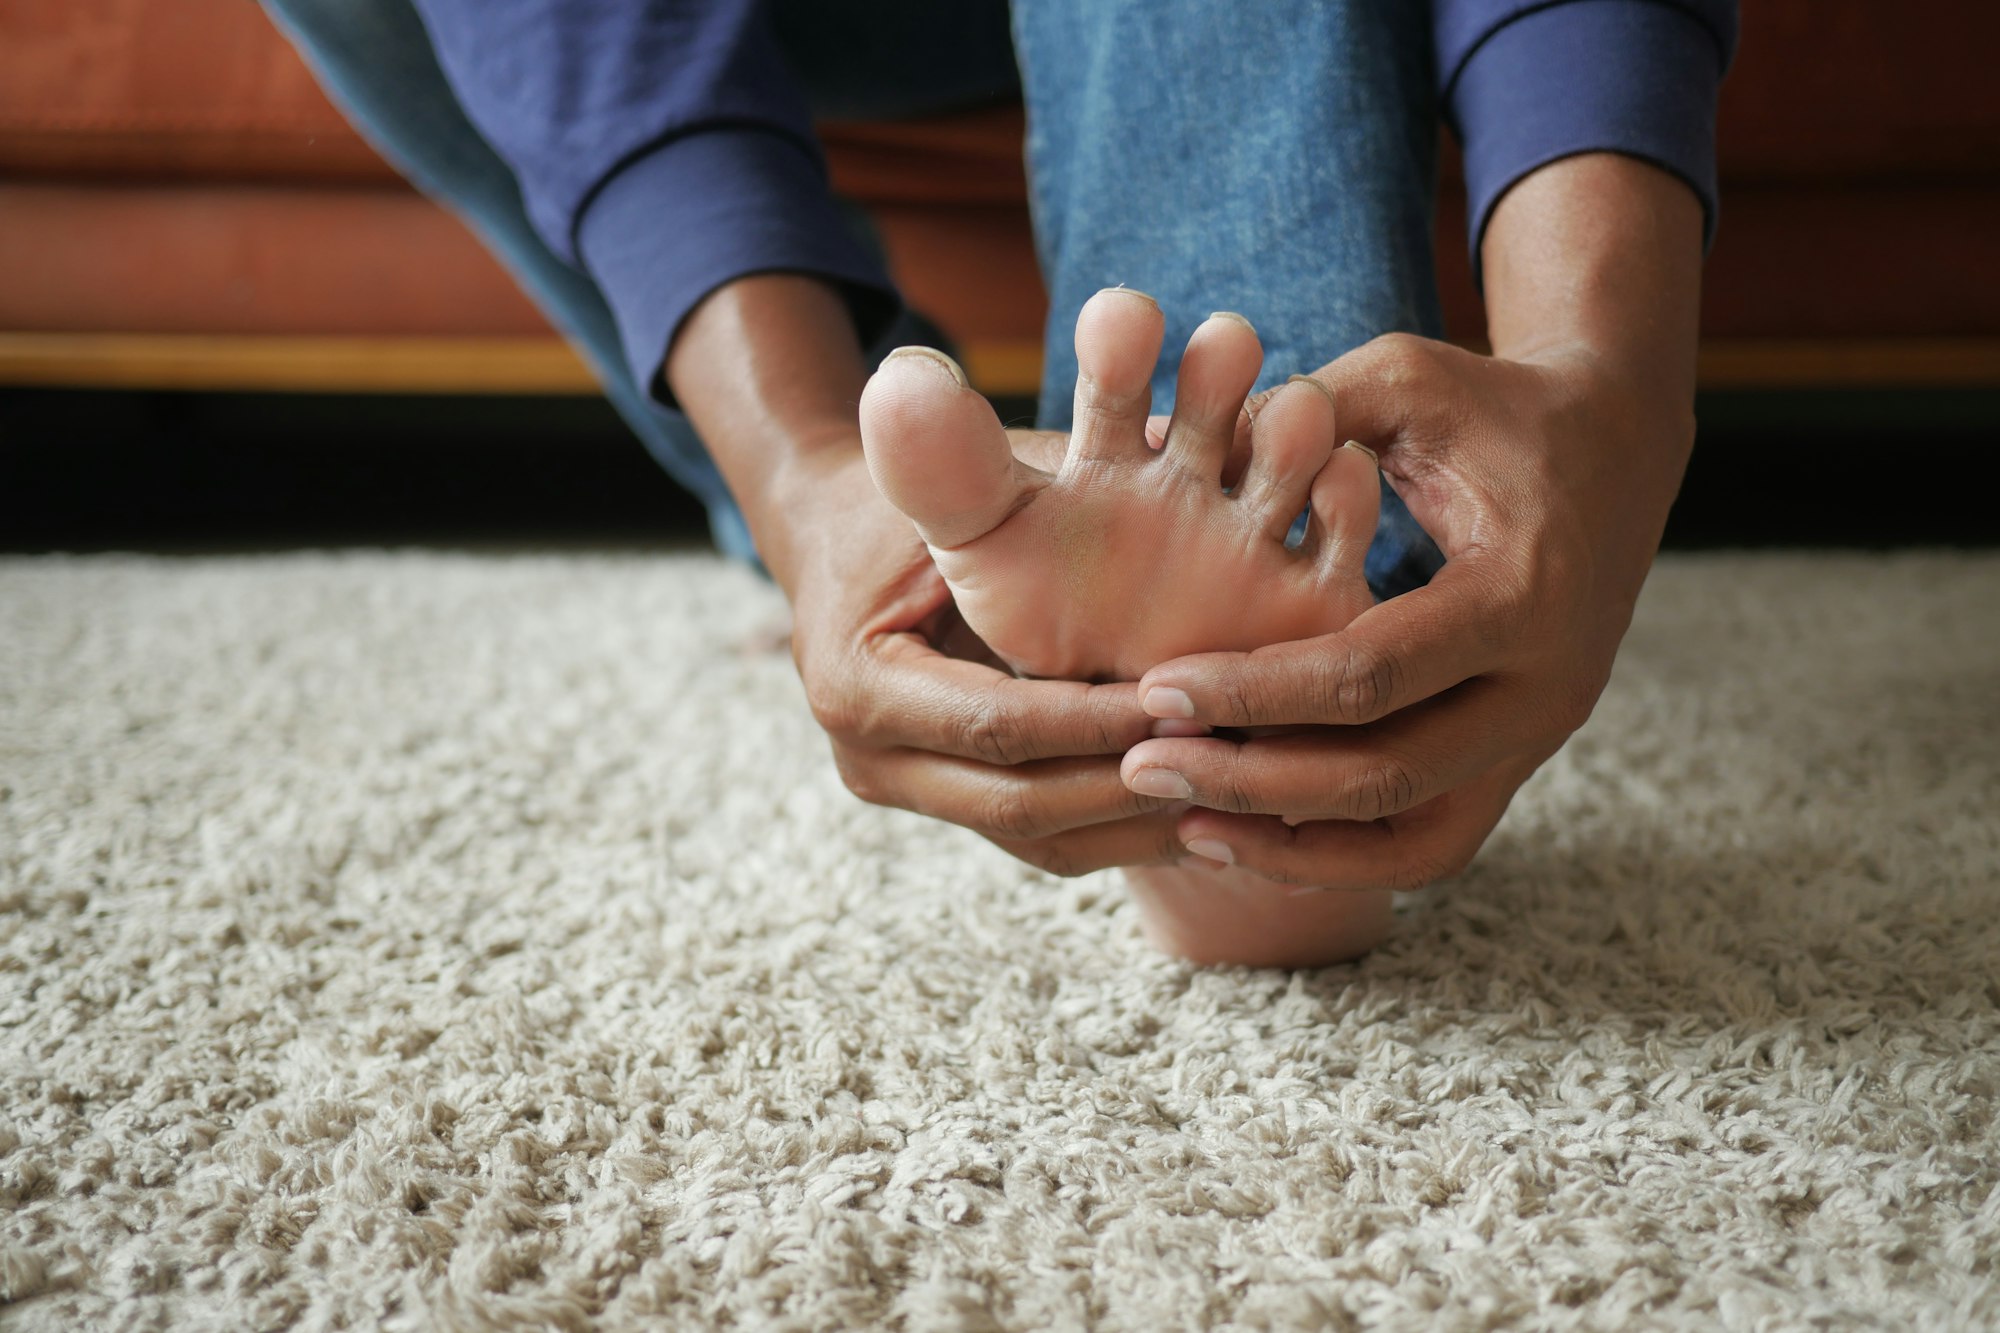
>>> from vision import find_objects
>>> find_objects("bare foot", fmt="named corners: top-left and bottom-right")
top-left (858, 289), bottom-right (1394, 965)
top-left (857, 289), bottom-right (1379, 682)
top-left (1123, 864), bottom-right (1393, 967)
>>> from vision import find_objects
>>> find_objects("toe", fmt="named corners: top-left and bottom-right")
top-left (1065, 288), bottom-right (1166, 469)
top-left (1235, 375), bottom-right (1338, 542)
top-left (1162, 313), bottom-right (1262, 482)
top-left (860, 347), bottom-right (1031, 550)
top-left (1308, 439), bottom-right (1383, 584)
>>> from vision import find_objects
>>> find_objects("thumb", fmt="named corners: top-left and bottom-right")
top-left (1285, 334), bottom-right (1430, 458)
top-left (1293, 335), bottom-right (1476, 556)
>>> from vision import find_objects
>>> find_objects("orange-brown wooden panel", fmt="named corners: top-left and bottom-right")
top-left (0, 182), bottom-right (550, 336)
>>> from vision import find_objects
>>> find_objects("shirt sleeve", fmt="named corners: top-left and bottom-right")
top-left (409, 0), bottom-right (896, 399)
top-left (1433, 0), bottom-right (1739, 276)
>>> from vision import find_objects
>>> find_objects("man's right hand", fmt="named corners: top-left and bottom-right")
top-left (775, 444), bottom-right (1184, 876)
top-left (665, 272), bottom-right (1178, 874)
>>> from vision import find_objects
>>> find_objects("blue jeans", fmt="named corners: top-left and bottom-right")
top-left (262, 0), bottom-right (1443, 595)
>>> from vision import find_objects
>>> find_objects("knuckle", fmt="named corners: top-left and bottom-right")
top-left (1040, 850), bottom-right (1091, 879)
top-left (802, 674), bottom-right (858, 739)
top-left (1362, 332), bottom-right (1434, 389)
top-left (831, 751), bottom-right (890, 809)
top-left (1349, 761), bottom-right (1421, 821)
top-left (963, 684), bottom-right (1031, 766)
top-left (1321, 642), bottom-right (1400, 723)
top-left (1068, 687), bottom-right (1127, 757)
top-left (976, 785), bottom-right (1051, 843)
top-left (1086, 696), bottom-right (1131, 756)
top-left (1010, 838), bottom-right (1085, 879)
top-left (1212, 672), bottom-right (1259, 728)
top-left (1209, 767), bottom-right (1259, 817)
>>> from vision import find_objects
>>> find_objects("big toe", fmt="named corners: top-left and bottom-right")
top-left (859, 347), bottom-right (1024, 550)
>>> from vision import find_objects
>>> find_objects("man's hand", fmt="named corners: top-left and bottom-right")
top-left (777, 444), bottom-right (1185, 875)
top-left (663, 274), bottom-right (1179, 876)
top-left (1117, 154), bottom-right (1706, 889)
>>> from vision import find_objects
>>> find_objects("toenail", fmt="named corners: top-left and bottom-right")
top-left (1098, 285), bottom-right (1158, 306)
top-left (1342, 439), bottom-right (1380, 465)
top-left (1208, 311), bottom-right (1256, 332)
top-left (883, 345), bottom-right (968, 389)
top-left (1142, 686), bottom-right (1195, 719)
top-left (1285, 374), bottom-right (1338, 409)
top-left (1185, 837), bottom-right (1235, 866)
top-left (1129, 768), bottom-right (1192, 800)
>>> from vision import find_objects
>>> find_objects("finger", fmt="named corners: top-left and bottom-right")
top-left (1065, 287), bottom-right (1165, 467)
top-left (1136, 558), bottom-right (1510, 728)
top-left (991, 810), bottom-right (1186, 878)
top-left (859, 748), bottom-right (1175, 843)
top-left (1295, 333), bottom-right (1433, 464)
top-left (1161, 313), bottom-right (1262, 481)
top-left (861, 346), bottom-right (1039, 550)
top-left (1174, 769), bottom-right (1521, 891)
top-left (860, 631), bottom-right (1156, 762)
top-left (1120, 677), bottom-right (1517, 822)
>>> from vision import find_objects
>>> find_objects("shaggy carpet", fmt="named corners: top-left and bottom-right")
top-left (1, 549), bottom-right (1996, 1331)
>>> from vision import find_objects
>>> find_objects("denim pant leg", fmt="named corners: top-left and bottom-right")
top-left (1010, 0), bottom-right (1447, 598)
top-left (259, 0), bottom-right (759, 559)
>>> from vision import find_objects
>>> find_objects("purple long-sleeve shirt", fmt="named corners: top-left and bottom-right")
top-left (409, 0), bottom-right (1737, 400)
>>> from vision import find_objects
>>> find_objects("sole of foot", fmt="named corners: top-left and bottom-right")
top-left (1123, 864), bottom-right (1396, 968)
top-left (858, 288), bottom-right (1380, 682)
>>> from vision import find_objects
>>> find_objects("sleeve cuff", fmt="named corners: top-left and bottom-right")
top-left (577, 126), bottom-right (899, 404)
top-left (1447, 0), bottom-right (1726, 282)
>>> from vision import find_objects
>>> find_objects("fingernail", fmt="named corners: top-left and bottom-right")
top-left (883, 345), bottom-right (968, 389)
top-left (1284, 885), bottom-right (1330, 897)
top-left (1099, 285), bottom-right (1158, 306)
top-left (1286, 374), bottom-right (1338, 409)
top-left (1342, 439), bottom-right (1379, 465)
top-left (1128, 768), bottom-right (1192, 800)
top-left (1149, 718), bottom-right (1211, 739)
top-left (1142, 686), bottom-right (1195, 719)
top-left (1185, 837), bottom-right (1234, 866)
top-left (1208, 311), bottom-right (1255, 333)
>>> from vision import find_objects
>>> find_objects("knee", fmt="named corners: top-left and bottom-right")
top-left (260, 0), bottom-right (422, 55)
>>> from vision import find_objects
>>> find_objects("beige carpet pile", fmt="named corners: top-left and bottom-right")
top-left (2, 550), bottom-right (1997, 1330)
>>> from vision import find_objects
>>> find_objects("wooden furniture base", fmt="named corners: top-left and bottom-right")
top-left (4, 333), bottom-right (1999, 399)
